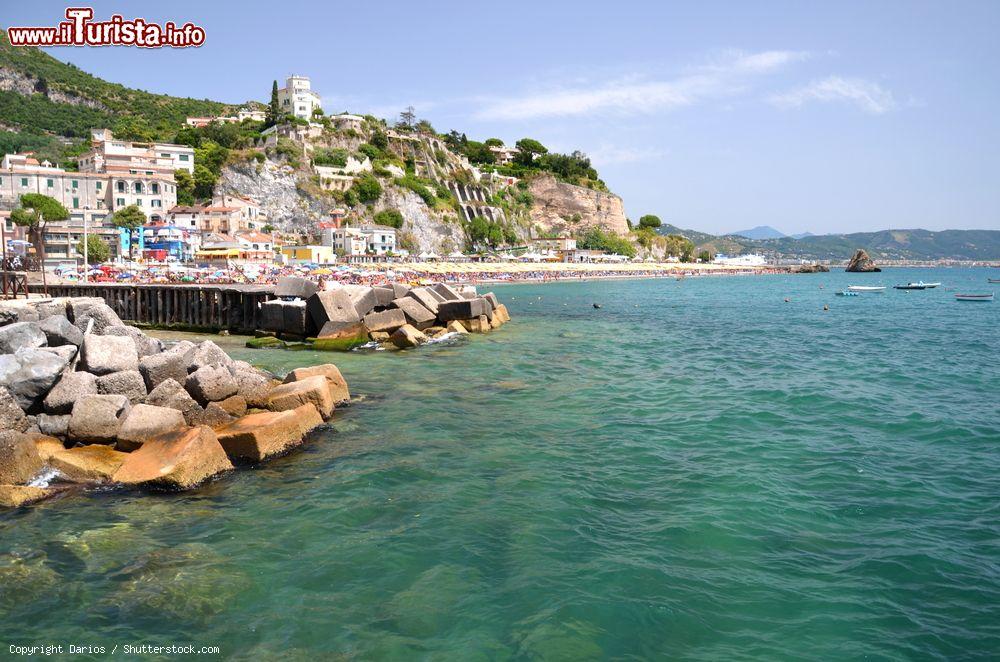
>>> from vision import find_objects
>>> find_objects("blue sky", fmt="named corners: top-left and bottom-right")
top-left (4, 0), bottom-right (999, 234)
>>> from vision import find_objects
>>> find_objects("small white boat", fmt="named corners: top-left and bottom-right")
top-left (955, 293), bottom-right (994, 302)
top-left (921, 282), bottom-right (941, 288)
top-left (847, 285), bottom-right (886, 292)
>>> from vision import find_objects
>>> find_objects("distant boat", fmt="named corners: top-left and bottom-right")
top-left (921, 282), bottom-right (941, 288)
top-left (988, 278), bottom-right (1000, 284)
top-left (955, 293), bottom-right (994, 302)
top-left (894, 283), bottom-right (927, 290)
top-left (847, 285), bottom-right (886, 292)
top-left (835, 290), bottom-right (859, 296)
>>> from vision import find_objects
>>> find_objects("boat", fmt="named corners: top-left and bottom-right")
top-left (988, 278), bottom-right (1000, 284)
top-left (955, 293), bottom-right (994, 302)
top-left (847, 285), bottom-right (886, 292)
top-left (894, 283), bottom-right (927, 290)
top-left (921, 282), bottom-right (941, 288)
top-left (835, 290), bottom-right (859, 296)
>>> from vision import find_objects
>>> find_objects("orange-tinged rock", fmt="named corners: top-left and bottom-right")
top-left (216, 403), bottom-right (322, 461)
top-left (283, 364), bottom-right (350, 403)
top-left (0, 484), bottom-right (62, 508)
top-left (32, 434), bottom-right (66, 462)
top-left (50, 445), bottom-right (129, 482)
top-left (265, 375), bottom-right (335, 419)
top-left (112, 426), bottom-right (233, 490)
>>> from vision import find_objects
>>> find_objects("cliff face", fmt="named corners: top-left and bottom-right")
top-left (527, 175), bottom-right (629, 237)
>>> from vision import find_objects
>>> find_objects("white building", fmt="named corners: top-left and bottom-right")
top-left (277, 75), bottom-right (322, 121)
top-left (714, 253), bottom-right (768, 266)
top-left (322, 223), bottom-right (397, 256)
top-left (488, 145), bottom-right (519, 165)
top-left (79, 129), bottom-right (195, 175)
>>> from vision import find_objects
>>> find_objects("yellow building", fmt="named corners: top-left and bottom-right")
top-left (281, 244), bottom-right (336, 265)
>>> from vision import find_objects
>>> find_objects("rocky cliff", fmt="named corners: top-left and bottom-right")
top-left (527, 175), bottom-right (629, 237)
top-left (845, 248), bottom-right (881, 272)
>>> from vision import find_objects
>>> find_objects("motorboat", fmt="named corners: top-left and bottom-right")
top-left (847, 285), bottom-right (886, 292)
top-left (988, 278), bottom-right (1000, 284)
top-left (835, 290), bottom-right (859, 296)
top-left (955, 293), bottom-right (994, 302)
top-left (893, 283), bottom-right (927, 290)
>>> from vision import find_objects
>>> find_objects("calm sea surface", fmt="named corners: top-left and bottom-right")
top-left (2, 268), bottom-right (999, 660)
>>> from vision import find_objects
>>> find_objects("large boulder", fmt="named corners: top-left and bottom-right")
top-left (281, 300), bottom-right (311, 336)
top-left (845, 248), bottom-right (881, 273)
top-left (437, 298), bottom-right (490, 322)
top-left (446, 320), bottom-right (469, 335)
top-left (35, 300), bottom-right (68, 321)
top-left (145, 378), bottom-right (202, 425)
top-left (50, 445), bottom-right (129, 482)
top-left (391, 283), bottom-right (412, 299)
top-left (230, 368), bottom-right (273, 409)
top-left (67, 394), bottom-right (131, 444)
top-left (116, 404), bottom-right (187, 451)
top-left (96, 370), bottom-right (147, 404)
top-left (482, 292), bottom-right (501, 311)
top-left (341, 284), bottom-right (378, 317)
top-left (373, 286), bottom-right (396, 308)
top-left (44, 371), bottom-right (99, 415)
top-left (0, 348), bottom-right (69, 412)
top-left (461, 315), bottom-right (491, 333)
top-left (138, 351), bottom-right (188, 391)
top-left (405, 287), bottom-right (441, 315)
top-left (185, 365), bottom-right (238, 405)
top-left (363, 309), bottom-right (406, 334)
top-left (215, 404), bottom-right (323, 462)
top-left (390, 324), bottom-right (429, 349)
top-left (0, 485), bottom-right (62, 508)
top-left (103, 325), bottom-right (162, 357)
top-left (0, 431), bottom-right (44, 484)
top-left (283, 364), bottom-right (350, 403)
top-left (39, 315), bottom-right (83, 348)
top-left (112, 426), bottom-right (233, 490)
top-left (70, 301), bottom-right (124, 334)
top-left (80, 335), bottom-right (138, 375)
top-left (275, 276), bottom-right (318, 300)
top-left (431, 283), bottom-right (463, 302)
top-left (493, 304), bottom-right (511, 324)
top-left (391, 297), bottom-right (436, 330)
top-left (188, 402), bottom-right (235, 428)
top-left (40, 345), bottom-right (77, 363)
top-left (265, 375), bottom-right (335, 419)
top-left (260, 300), bottom-right (286, 333)
top-left (31, 434), bottom-right (65, 462)
top-left (181, 340), bottom-right (232, 374)
top-left (0, 322), bottom-right (46, 354)
top-left (36, 414), bottom-right (69, 438)
top-left (0, 387), bottom-right (29, 433)
top-left (306, 289), bottom-right (360, 332)
top-left (316, 320), bottom-right (368, 344)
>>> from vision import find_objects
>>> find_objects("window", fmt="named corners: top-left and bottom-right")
top-left (151, 200), bottom-right (161, 208)
top-left (95, 181), bottom-right (102, 190)
top-left (136, 199), bottom-right (143, 206)
top-left (134, 182), bottom-right (144, 193)
top-left (151, 183), bottom-right (159, 194)
top-left (71, 180), bottom-right (78, 189)
top-left (160, 153), bottom-right (170, 158)
top-left (20, 177), bottom-right (28, 187)
top-left (179, 154), bottom-right (190, 162)
top-left (46, 179), bottom-right (54, 188)
top-left (117, 181), bottom-right (125, 192)
top-left (72, 197), bottom-right (79, 208)
top-left (116, 198), bottom-right (126, 206)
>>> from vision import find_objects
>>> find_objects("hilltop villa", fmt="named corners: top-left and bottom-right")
top-left (277, 75), bottom-right (322, 120)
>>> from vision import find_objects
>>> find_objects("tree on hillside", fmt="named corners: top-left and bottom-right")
top-left (698, 250), bottom-right (714, 263)
top-left (112, 116), bottom-right (155, 142)
top-left (638, 214), bottom-right (662, 229)
top-left (175, 169), bottom-right (195, 205)
top-left (266, 80), bottom-right (280, 128)
top-left (351, 174), bottom-right (383, 204)
top-left (111, 205), bottom-right (146, 231)
top-left (484, 138), bottom-right (504, 147)
top-left (76, 234), bottom-right (109, 265)
top-left (398, 106), bottom-right (416, 129)
top-left (10, 193), bottom-right (68, 282)
top-left (514, 138), bottom-right (547, 166)
top-left (370, 129), bottom-right (389, 150)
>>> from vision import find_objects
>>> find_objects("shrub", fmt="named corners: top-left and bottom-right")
top-left (351, 174), bottom-right (382, 203)
top-left (374, 209), bottom-right (404, 229)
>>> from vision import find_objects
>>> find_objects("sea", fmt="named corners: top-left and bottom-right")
top-left (2, 267), bottom-right (998, 660)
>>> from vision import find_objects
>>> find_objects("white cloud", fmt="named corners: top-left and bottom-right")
top-left (475, 49), bottom-right (809, 121)
top-left (769, 76), bottom-right (897, 114)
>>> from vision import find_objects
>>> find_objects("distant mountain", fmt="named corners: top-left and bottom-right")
top-left (658, 225), bottom-right (1000, 261)
top-left (791, 232), bottom-right (815, 239)
top-left (730, 225), bottom-right (786, 240)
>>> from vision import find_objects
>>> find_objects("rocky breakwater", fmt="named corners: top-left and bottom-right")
top-left (845, 248), bottom-right (881, 272)
top-left (252, 278), bottom-right (512, 351)
top-left (0, 297), bottom-right (351, 509)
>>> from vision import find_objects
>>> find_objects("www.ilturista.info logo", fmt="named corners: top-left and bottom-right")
top-left (7, 7), bottom-right (205, 48)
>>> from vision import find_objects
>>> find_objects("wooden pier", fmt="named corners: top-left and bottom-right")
top-left (29, 283), bottom-right (276, 333)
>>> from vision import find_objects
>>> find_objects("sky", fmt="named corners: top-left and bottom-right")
top-left (3, 0), bottom-right (999, 235)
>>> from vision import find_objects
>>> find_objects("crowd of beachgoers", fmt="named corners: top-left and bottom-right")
top-left (47, 262), bottom-right (785, 287)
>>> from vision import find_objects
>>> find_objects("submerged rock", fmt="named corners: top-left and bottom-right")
top-left (112, 426), bottom-right (233, 490)
top-left (49, 445), bottom-right (129, 482)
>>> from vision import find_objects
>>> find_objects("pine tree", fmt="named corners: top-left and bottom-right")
top-left (266, 80), bottom-right (280, 127)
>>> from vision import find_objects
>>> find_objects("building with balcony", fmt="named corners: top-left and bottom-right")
top-left (277, 75), bottom-right (322, 121)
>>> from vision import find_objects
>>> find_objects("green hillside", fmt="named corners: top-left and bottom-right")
top-left (0, 29), bottom-right (228, 140)
top-left (660, 225), bottom-right (1000, 261)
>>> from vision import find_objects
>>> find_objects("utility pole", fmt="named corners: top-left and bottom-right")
top-left (83, 208), bottom-right (89, 283)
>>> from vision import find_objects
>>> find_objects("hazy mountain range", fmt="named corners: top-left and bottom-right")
top-left (662, 225), bottom-right (1000, 261)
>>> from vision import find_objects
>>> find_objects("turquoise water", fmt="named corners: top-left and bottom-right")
top-left (2, 268), bottom-right (999, 660)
